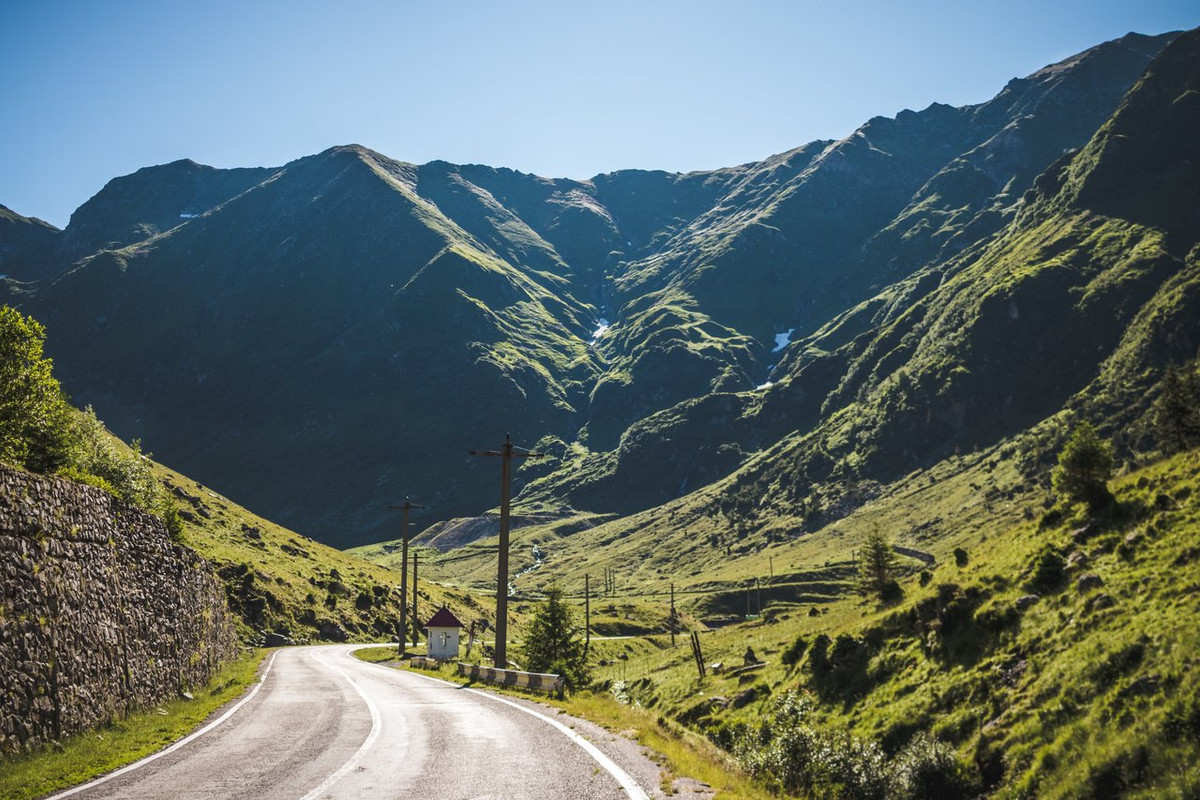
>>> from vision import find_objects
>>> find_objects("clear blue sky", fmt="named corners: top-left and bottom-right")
top-left (2, 0), bottom-right (1196, 228)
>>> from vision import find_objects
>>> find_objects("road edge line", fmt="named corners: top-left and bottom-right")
top-left (45, 650), bottom-right (280, 800)
top-left (353, 652), bottom-right (650, 800)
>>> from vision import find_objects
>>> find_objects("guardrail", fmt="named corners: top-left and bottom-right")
top-left (409, 656), bottom-right (441, 670)
top-left (457, 662), bottom-right (564, 695)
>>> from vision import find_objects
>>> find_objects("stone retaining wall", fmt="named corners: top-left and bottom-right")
top-left (0, 464), bottom-right (238, 755)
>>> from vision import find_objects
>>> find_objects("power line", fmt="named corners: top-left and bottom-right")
top-left (469, 433), bottom-right (545, 668)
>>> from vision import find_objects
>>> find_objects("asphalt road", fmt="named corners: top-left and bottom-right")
top-left (52, 646), bottom-right (658, 800)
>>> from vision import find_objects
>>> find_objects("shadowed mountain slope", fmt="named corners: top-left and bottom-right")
top-left (0, 205), bottom-right (60, 282)
top-left (2, 30), bottom-right (1185, 547)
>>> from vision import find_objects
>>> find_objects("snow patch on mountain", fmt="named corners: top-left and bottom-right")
top-left (772, 329), bottom-right (795, 353)
top-left (590, 318), bottom-right (610, 345)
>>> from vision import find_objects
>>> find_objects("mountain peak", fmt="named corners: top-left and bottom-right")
top-left (1059, 26), bottom-right (1200, 250)
top-left (56, 158), bottom-right (278, 264)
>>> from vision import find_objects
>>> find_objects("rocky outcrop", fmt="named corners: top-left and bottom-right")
top-left (0, 464), bottom-right (237, 755)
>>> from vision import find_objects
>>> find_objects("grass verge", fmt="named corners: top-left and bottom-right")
top-left (0, 649), bottom-right (269, 800)
top-left (561, 692), bottom-right (767, 799)
top-left (351, 650), bottom-right (767, 798)
top-left (352, 645), bottom-right (403, 663)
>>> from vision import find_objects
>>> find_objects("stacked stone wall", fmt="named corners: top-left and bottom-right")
top-left (0, 464), bottom-right (238, 754)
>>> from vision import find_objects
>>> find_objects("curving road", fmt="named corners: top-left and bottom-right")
top-left (51, 646), bottom-right (660, 800)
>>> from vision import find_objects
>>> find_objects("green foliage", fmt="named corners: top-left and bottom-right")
top-left (728, 691), bottom-right (977, 798)
top-left (1154, 361), bottom-right (1200, 454)
top-left (0, 306), bottom-right (73, 472)
top-left (60, 406), bottom-right (184, 537)
top-left (891, 733), bottom-right (980, 799)
top-left (520, 585), bottom-right (590, 690)
top-left (781, 634), bottom-right (808, 667)
top-left (1026, 545), bottom-right (1067, 594)
top-left (1164, 694), bottom-right (1200, 743)
top-left (808, 633), bottom-right (832, 671)
top-left (859, 527), bottom-right (899, 599)
top-left (68, 407), bottom-right (163, 511)
top-left (1051, 422), bottom-right (1114, 509)
top-left (160, 500), bottom-right (185, 542)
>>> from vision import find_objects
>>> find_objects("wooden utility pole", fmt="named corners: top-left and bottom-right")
top-left (412, 552), bottom-right (419, 645)
top-left (584, 574), bottom-right (591, 656)
top-left (387, 499), bottom-right (425, 656)
top-left (470, 433), bottom-right (546, 668)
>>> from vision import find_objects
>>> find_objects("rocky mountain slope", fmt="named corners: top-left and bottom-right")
top-left (435, 26), bottom-right (1200, 605)
top-left (0, 30), bottom-right (1184, 548)
top-left (0, 205), bottom-right (59, 282)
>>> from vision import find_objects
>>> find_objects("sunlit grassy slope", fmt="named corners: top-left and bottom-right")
top-left (147, 454), bottom-right (490, 643)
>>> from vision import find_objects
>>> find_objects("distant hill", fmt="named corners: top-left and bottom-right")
top-left (1, 30), bottom-right (1186, 549)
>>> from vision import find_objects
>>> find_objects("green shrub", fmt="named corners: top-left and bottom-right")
top-left (1026, 545), bottom-right (1067, 594)
top-left (0, 306), bottom-right (74, 473)
top-left (893, 734), bottom-right (980, 799)
top-left (808, 633), bottom-right (832, 672)
top-left (1165, 694), bottom-right (1200, 742)
top-left (1052, 422), bottom-right (1114, 509)
top-left (728, 692), bottom-right (979, 798)
top-left (781, 634), bottom-right (808, 667)
top-left (67, 407), bottom-right (162, 510)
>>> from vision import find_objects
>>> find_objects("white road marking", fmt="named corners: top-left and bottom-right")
top-left (461, 684), bottom-right (651, 800)
top-left (298, 651), bottom-right (383, 800)
top-left (45, 651), bottom-right (280, 800)
top-left (352, 652), bottom-right (650, 800)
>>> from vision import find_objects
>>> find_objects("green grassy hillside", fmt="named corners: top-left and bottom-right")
top-left (152, 455), bottom-right (490, 645)
top-left (572, 447), bottom-right (1200, 798)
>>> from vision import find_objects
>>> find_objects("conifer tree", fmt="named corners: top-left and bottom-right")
top-left (1051, 421), bottom-right (1114, 509)
top-left (520, 585), bottom-right (589, 689)
top-left (859, 527), bottom-right (899, 599)
top-left (1154, 362), bottom-right (1200, 454)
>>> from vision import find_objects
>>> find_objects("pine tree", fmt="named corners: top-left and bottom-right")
top-left (1154, 362), bottom-right (1200, 454)
top-left (859, 527), bottom-right (899, 599)
top-left (520, 585), bottom-right (589, 690)
top-left (1051, 421), bottom-right (1114, 509)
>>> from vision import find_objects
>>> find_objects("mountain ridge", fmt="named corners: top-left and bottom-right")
top-left (0, 29), bottom-right (1187, 548)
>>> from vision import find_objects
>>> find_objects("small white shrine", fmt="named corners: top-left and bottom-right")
top-left (423, 606), bottom-right (464, 660)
